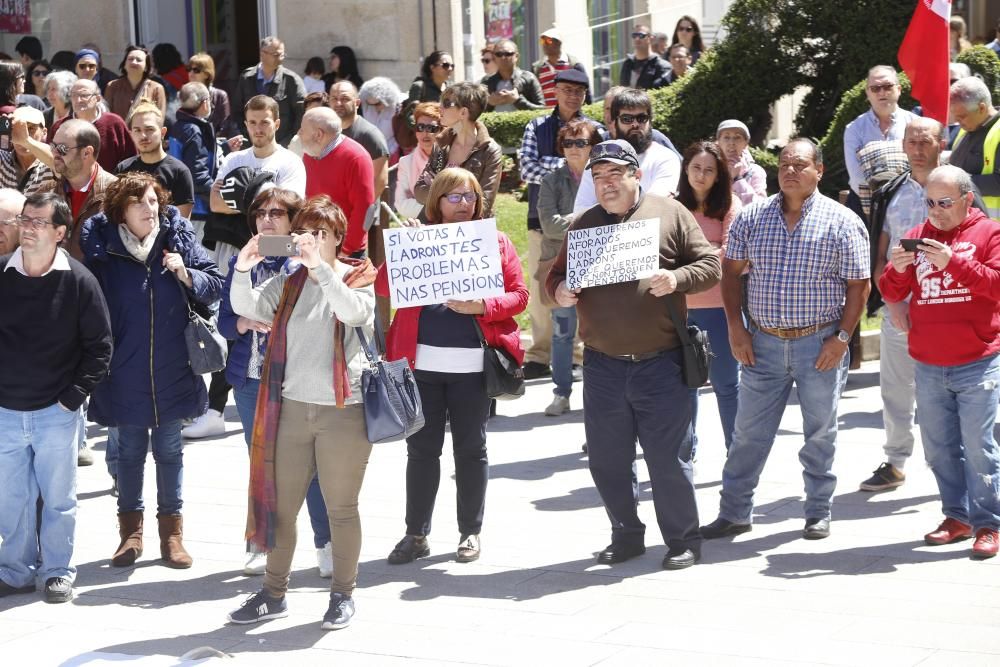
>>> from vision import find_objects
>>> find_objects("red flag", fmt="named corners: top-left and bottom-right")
top-left (898, 0), bottom-right (952, 124)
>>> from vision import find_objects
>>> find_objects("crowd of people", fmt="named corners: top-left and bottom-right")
top-left (1, 18), bottom-right (1000, 637)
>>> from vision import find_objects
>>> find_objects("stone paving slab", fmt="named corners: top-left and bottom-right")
top-left (2, 360), bottom-right (1000, 665)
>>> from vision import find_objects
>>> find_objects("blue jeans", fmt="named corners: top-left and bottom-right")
top-left (688, 308), bottom-right (740, 454)
top-left (0, 403), bottom-right (80, 587)
top-left (583, 348), bottom-right (700, 551)
top-left (915, 354), bottom-right (1000, 530)
top-left (105, 427), bottom-right (119, 477)
top-left (719, 323), bottom-right (847, 524)
top-left (550, 306), bottom-right (577, 398)
top-left (116, 420), bottom-right (185, 516)
top-left (234, 379), bottom-right (330, 548)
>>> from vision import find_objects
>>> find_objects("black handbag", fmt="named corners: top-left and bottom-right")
top-left (176, 277), bottom-right (228, 375)
top-left (473, 320), bottom-right (525, 400)
top-left (667, 297), bottom-right (713, 389)
top-left (356, 324), bottom-right (425, 443)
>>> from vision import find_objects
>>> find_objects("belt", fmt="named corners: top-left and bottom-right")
top-left (588, 347), bottom-right (671, 363)
top-left (754, 320), bottom-right (838, 340)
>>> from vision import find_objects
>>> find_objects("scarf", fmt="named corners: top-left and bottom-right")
top-left (245, 257), bottom-right (378, 552)
top-left (118, 220), bottom-right (160, 262)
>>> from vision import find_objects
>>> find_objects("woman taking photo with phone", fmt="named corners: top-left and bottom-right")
top-left (226, 195), bottom-right (377, 631)
top-left (377, 168), bottom-right (527, 565)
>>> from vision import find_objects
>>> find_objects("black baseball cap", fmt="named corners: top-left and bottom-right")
top-left (586, 140), bottom-right (640, 171)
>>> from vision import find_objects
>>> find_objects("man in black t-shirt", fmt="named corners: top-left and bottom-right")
top-left (116, 102), bottom-right (195, 218)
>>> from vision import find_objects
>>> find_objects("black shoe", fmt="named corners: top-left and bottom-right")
top-left (44, 577), bottom-right (72, 603)
top-left (227, 590), bottom-right (288, 624)
top-left (387, 535), bottom-right (430, 565)
top-left (581, 442), bottom-right (588, 454)
top-left (110, 475), bottom-right (119, 498)
top-left (803, 517), bottom-right (830, 540)
top-left (0, 579), bottom-right (34, 597)
top-left (699, 517), bottom-right (752, 539)
top-left (662, 547), bottom-right (699, 570)
top-left (321, 592), bottom-right (355, 630)
top-left (859, 462), bottom-right (905, 492)
top-left (522, 362), bottom-right (551, 380)
top-left (596, 542), bottom-right (645, 564)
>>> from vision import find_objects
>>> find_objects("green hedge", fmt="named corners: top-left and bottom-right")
top-left (957, 45), bottom-right (1000, 100)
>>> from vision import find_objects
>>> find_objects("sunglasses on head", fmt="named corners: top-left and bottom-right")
top-left (925, 197), bottom-right (959, 209)
top-left (442, 192), bottom-right (477, 204)
top-left (415, 122), bottom-right (441, 133)
top-left (618, 113), bottom-right (650, 126)
top-left (631, 32), bottom-right (649, 39)
top-left (562, 139), bottom-right (591, 149)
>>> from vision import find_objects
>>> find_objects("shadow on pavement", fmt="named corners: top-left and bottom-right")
top-left (761, 539), bottom-right (969, 579)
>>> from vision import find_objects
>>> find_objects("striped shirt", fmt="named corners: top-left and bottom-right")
top-left (726, 191), bottom-right (870, 329)
top-left (536, 59), bottom-right (572, 107)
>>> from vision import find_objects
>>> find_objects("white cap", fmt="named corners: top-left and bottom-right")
top-left (13, 106), bottom-right (45, 127)
top-left (716, 119), bottom-right (750, 141)
top-left (540, 27), bottom-right (563, 42)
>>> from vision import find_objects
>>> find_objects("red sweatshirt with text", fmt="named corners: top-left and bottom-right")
top-left (879, 208), bottom-right (1000, 366)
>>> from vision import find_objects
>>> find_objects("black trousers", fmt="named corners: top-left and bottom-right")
top-left (404, 370), bottom-right (490, 537)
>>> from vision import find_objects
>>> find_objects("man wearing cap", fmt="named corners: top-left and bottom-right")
top-left (716, 119), bottom-right (767, 205)
top-left (574, 88), bottom-right (679, 213)
top-left (532, 28), bottom-right (590, 108)
top-left (700, 138), bottom-right (870, 541)
top-left (546, 139), bottom-right (720, 570)
top-left (231, 37), bottom-right (306, 148)
top-left (519, 69), bottom-right (606, 379)
top-left (4, 106), bottom-right (56, 195)
top-left (619, 24), bottom-right (670, 90)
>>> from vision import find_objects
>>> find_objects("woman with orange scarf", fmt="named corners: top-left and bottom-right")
top-left (225, 195), bottom-right (376, 632)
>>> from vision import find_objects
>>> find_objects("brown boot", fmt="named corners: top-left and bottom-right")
top-left (157, 514), bottom-right (193, 569)
top-left (111, 511), bottom-right (144, 567)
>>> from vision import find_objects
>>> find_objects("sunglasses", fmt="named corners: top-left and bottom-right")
top-left (32, 70), bottom-right (50, 78)
top-left (677, 26), bottom-right (695, 32)
top-left (415, 122), bottom-right (441, 133)
top-left (50, 142), bottom-right (82, 156)
top-left (480, 58), bottom-right (494, 65)
top-left (441, 99), bottom-right (458, 109)
top-left (292, 228), bottom-right (325, 237)
top-left (631, 32), bottom-right (649, 39)
top-left (925, 197), bottom-right (958, 209)
top-left (437, 62), bottom-right (455, 70)
top-left (868, 83), bottom-right (896, 93)
top-left (442, 192), bottom-right (477, 204)
top-left (562, 139), bottom-right (591, 149)
top-left (254, 208), bottom-right (288, 220)
top-left (493, 51), bottom-right (515, 58)
top-left (187, 66), bottom-right (204, 73)
top-left (618, 113), bottom-right (650, 125)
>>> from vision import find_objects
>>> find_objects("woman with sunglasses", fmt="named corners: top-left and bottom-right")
top-left (377, 167), bottom-right (527, 565)
top-left (186, 53), bottom-right (235, 138)
top-left (26, 60), bottom-right (50, 99)
top-left (395, 102), bottom-right (441, 218)
top-left (226, 195), bottom-right (377, 630)
top-left (406, 51), bottom-right (454, 105)
top-left (671, 15), bottom-right (705, 65)
top-left (675, 141), bottom-right (742, 455)
top-left (104, 46), bottom-right (167, 121)
top-left (414, 83), bottom-right (502, 217)
top-left (536, 119), bottom-right (601, 417)
top-left (79, 171), bottom-right (223, 570)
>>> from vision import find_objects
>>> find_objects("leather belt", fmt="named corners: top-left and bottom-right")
top-left (590, 347), bottom-right (671, 363)
top-left (754, 320), bottom-right (838, 340)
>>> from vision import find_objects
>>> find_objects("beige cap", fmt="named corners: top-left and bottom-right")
top-left (13, 106), bottom-right (45, 127)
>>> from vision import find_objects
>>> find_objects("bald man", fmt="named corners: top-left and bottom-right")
top-left (0, 189), bottom-right (25, 255)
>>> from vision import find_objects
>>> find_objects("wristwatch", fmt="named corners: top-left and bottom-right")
top-left (835, 329), bottom-right (851, 343)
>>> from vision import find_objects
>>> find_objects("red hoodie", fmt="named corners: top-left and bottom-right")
top-left (879, 208), bottom-right (1000, 366)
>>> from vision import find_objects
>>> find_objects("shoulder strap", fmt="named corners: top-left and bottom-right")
top-left (665, 295), bottom-right (692, 346)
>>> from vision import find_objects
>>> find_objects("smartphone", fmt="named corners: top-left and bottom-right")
top-left (0, 116), bottom-right (10, 137)
top-left (899, 238), bottom-right (923, 252)
top-left (258, 235), bottom-right (298, 257)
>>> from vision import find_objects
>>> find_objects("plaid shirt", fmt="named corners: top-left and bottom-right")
top-left (727, 191), bottom-right (870, 329)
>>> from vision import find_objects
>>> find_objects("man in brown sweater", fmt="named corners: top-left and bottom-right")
top-left (546, 140), bottom-right (720, 569)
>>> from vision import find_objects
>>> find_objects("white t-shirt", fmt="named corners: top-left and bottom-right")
top-left (215, 145), bottom-right (307, 197)
top-left (572, 141), bottom-right (680, 213)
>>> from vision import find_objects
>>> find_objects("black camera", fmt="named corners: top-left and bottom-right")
top-left (0, 116), bottom-right (11, 137)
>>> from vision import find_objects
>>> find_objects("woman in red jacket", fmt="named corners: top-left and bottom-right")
top-left (376, 167), bottom-right (527, 565)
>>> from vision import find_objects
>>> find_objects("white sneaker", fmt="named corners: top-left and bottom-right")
top-left (317, 542), bottom-right (333, 578)
top-left (182, 409), bottom-right (226, 439)
top-left (243, 551), bottom-right (267, 576)
top-left (544, 395), bottom-right (570, 417)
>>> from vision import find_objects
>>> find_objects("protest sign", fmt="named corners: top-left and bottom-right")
top-left (566, 218), bottom-right (659, 290)
top-left (383, 218), bottom-right (504, 308)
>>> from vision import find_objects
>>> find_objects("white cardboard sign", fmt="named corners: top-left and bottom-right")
top-left (566, 218), bottom-right (660, 290)
top-left (383, 218), bottom-right (504, 308)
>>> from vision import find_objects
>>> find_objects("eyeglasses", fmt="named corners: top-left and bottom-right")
top-left (441, 192), bottom-right (477, 204)
top-left (618, 113), bottom-right (650, 126)
top-left (50, 142), bottom-right (82, 156)
top-left (71, 92), bottom-right (96, 101)
top-left (631, 32), bottom-right (649, 39)
top-left (415, 123), bottom-right (441, 133)
top-left (925, 197), bottom-right (958, 209)
top-left (254, 208), bottom-right (288, 220)
top-left (493, 51), bottom-right (515, 58)
top-left (480, 58), bottom-right (494, 65)
top-left (187, 66), bottom-right (204, 73)
top-left (441, 99), bottom-right (458, 109)
top-left (261, 49), bottom-right (285, 58)
top-left (32, 70), bottom-right (50, 78)
top-left (437, 62), bottom-right (455, 70)
top-left (677, 26), bottom-right (695, 32)
top-left (15, 215), bottom-right (55, 230)
top-left (562, 139), bottom-right (591, 149)
top-left (868, 83), bottom-right (896, 93)
top-left (556, 86), bottom-right (586, 98)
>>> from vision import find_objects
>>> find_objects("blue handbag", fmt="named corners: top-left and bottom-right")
top-left (356, 325), bottom-right (424, 443)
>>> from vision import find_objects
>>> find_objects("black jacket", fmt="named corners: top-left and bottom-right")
top-left (231, 65), bottom-right (306, 147)
top-left (481, 68), bottom-right (545, 111)
top-left (619, 54), bottom-right (671, 90)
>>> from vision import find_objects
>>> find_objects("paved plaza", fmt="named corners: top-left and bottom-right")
top-left (2, 360), bottom-right (999, 665)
